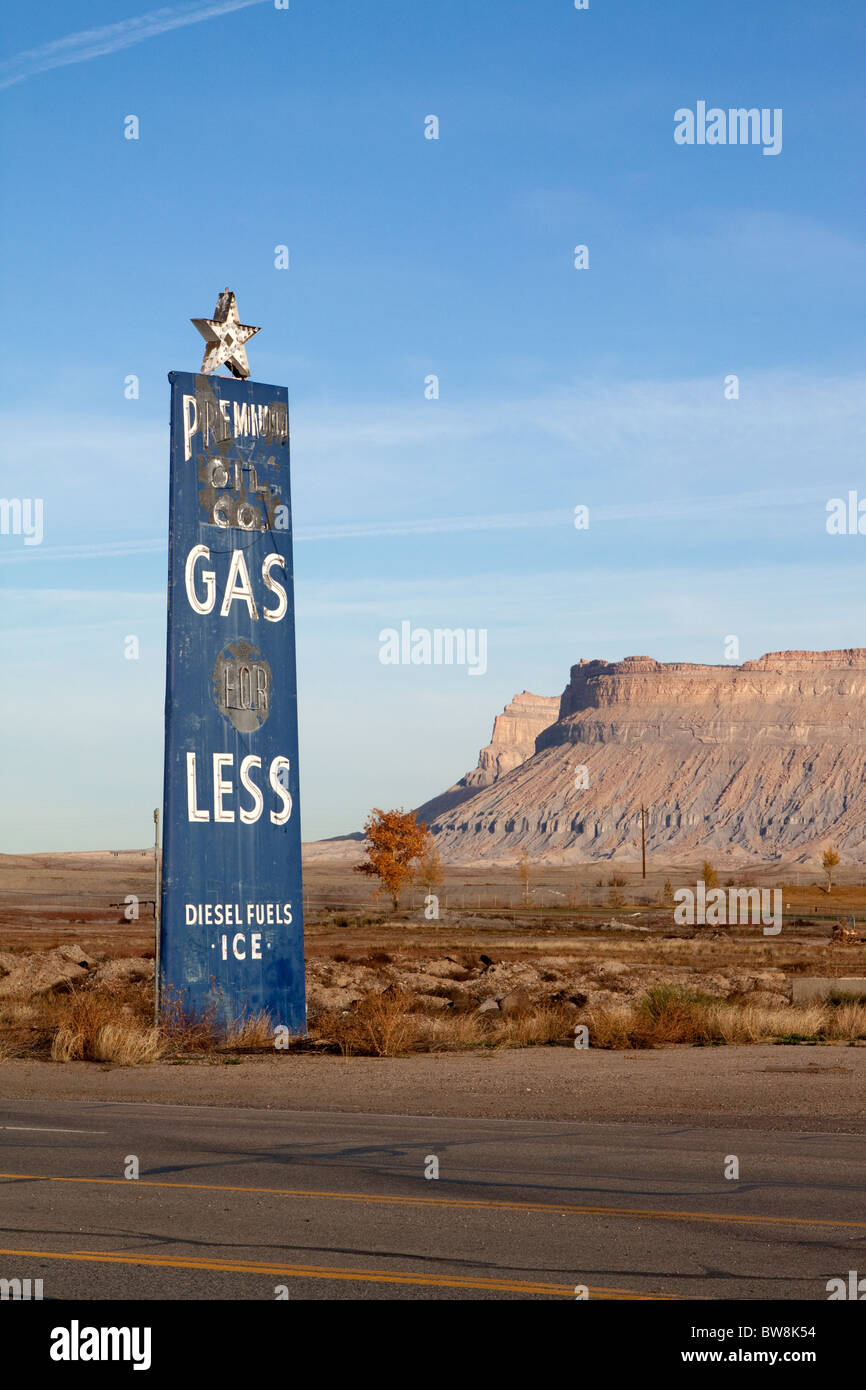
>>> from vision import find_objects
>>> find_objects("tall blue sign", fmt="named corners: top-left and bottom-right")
top-left (160, 371), bottom-right (305, 1032)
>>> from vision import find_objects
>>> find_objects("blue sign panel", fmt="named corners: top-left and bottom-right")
top-left (160, 371), bottom-right (305, 1032)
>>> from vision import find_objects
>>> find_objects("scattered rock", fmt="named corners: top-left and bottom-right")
top-left (330, 969), bottom-right (370, 989)
top-left (92, 958), bottom-right (154, 986)
top-left (747, 990), bottom-right (791, 1009)
top-left (499, 989), bottom-right (531, 1017)
top-left (752, 970), bottom-right (789, 992)
top-left (485, 962), bottom-right (540, 986)
top-left (416, 994), bottom-right (451, 1012)
top-left (552, 991), bottom-right (587, 1009)
top-left (581, 989), bottom-right (622, 1011)
top-left (395, 970), bottom-right (456, 994)
top-left (548, 996), bottom-right (581, 1015)
top-left (423, 959), bottom-right (471, 981)
top-left (307, 986), bottom-right (365, 1012)
top-left (0, 944), bottom-right (96, 999)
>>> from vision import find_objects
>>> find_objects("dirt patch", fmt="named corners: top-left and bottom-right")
top-left (2, 1046), bottom-right (865, 1131)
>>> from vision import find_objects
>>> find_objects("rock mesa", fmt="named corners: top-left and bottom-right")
top-left (416, 651), bottom-right (866, 864)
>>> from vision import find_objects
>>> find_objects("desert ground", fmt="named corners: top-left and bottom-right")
top-left (3, 850), bottom-right (865, 1306)
top-left (2, 849), bottom-right (866, 1065)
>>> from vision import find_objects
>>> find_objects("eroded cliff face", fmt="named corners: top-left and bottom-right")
top-left (414, 691), bottom-right (559, 826)
top-left (420, 652), bottom-right (866, 864)
top-left (467, 692), bottom-right (562, 783)
top-left (542, 652), bottom-right (866, 748)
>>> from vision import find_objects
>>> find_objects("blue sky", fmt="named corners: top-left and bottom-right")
top-left (1, 0), bottom-right (865, 851)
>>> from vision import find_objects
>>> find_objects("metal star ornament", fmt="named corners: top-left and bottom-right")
top-left (191, 288), bottom-right (260, 379)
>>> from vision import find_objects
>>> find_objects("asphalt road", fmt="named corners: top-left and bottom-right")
top-left (0, 1100), bottom-right (863, 1300)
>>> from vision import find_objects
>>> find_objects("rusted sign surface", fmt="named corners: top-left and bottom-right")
top-left (160, 371), bottom-right (305, 1031)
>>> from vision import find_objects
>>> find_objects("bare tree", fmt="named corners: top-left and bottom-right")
top-left (517, 851), bottom-right (532, 906)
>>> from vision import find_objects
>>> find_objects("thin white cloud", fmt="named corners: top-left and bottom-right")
top-left (0, 484), bottom-right (828, 563)
top-left (296, 487), bottom-right (825, 541)
top-left (294, 558), bottom-right (866, 634)
top-left (0, 0), bottom-right (264, 92)
top-left (656, 210), bottom-right (866, 283)
top-left (0, 539), bottom-right (166, 566)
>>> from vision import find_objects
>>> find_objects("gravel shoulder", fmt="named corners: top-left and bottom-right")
top-left (1, 1044), bottom-right (864, 1132)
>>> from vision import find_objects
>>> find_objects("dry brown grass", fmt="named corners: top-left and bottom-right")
top-left (318, 988), bottom-right (420, 1057)
top-left (582, 988), bottom-right (866, 1049)
top-left (60, 1022), bottom-right (162, 1065)
top-left (492, 1003), bottom-right (577, 1049)
top-left (4, 934), bottom-right (866, 1065)
top-left (47, 991), bottom-right (164, 1064)
top-left (419, 1012), bottom-right (486, 1048)
top-left (583, 1002), bottom-right (653, 1050)
top-left (0, 1000), bottom-right (38, 1026)
top-left (0, 975), bottom-right (162, 1064)
top-left (216, 985), bottom-right (866, 1056)
top-left (1, 979), bottom-right (150, 1052)
top-left (49, 1024), bottom-right (81, 1063)
top-left (222, 1011), bottom-right (276, 1051)
top-left (93, 1024), bottom-right (162, 1065)
top-left (824, 1002), bottom-right (866, 1037)
top-left (158, 993), bottom-right (220, 1054)
top-left (309, 995), bottom-right (578, 1054)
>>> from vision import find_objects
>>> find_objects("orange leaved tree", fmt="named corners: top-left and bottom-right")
top-left (354, 808), bottom-right (432, 911)
top-left (822, 845), bottom-right (840, 893)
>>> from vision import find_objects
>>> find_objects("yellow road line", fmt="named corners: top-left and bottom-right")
top-left (0, 1245), bottom-right (673, 1298)
top-left (0, 1170), bottom-right (860, 1232)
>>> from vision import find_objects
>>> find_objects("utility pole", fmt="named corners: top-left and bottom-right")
top-left (153, 808), bottom-right (160, 1026)
top-left (641, 805), bottom-right (647, 880)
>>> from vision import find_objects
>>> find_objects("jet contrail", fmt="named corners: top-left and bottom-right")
top-left (0, 0), bottom-right (265, 92)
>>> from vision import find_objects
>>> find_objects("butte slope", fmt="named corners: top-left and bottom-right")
top-left (417, 651), bottom-right (866, 866)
